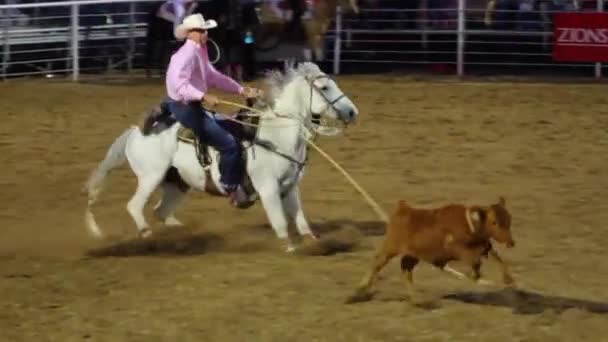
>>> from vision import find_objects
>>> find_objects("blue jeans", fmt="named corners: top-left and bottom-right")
top-left (167, 100), bottom-right (243, 192)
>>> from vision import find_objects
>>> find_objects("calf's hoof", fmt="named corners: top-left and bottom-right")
top-left (345, 290), bottom-right (373, 304)
top-left (412, 299), bottom-right (442, 310)
top-left (503, 274), bottom-right (516, 286)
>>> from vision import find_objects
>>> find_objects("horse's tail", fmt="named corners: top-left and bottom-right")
top-left (83, 127), bottom-right (134, 238)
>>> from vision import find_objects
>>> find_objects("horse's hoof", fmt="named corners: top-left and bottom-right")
top-left (138, 228), bottom-right (153, 239)
top-left (164, 216), bottom-right (184, 227)
top-left (285, 244), bottom-right (296, 253)
top-left (300, 233), bottom-right (319, 246)
top-left (476, 278), bottom-right (495, 286)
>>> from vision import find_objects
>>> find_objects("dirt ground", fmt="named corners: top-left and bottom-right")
top-left (1, 74), bottom-right (607, 341)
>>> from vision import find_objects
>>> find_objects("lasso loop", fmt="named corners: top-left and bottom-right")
top-left (208, 38), bottom-right (221, 65)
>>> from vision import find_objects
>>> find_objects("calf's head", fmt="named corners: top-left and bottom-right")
top-left (470, 196), bottom-right (514, 248)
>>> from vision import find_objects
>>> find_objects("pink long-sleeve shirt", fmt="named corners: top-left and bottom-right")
top-left (166, 39), bottom-right (243, 103)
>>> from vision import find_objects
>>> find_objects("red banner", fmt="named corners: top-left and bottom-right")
top-left (553, 12), bottom-right (608, 62)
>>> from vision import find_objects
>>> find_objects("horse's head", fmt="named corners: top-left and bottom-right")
top-left (306, 71), bottom-right (359, 125)
top-left (265, 62), bottom-right (358, 127)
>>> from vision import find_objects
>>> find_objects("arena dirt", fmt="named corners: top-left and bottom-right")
top-left (1, 75), bottom-right (607, 341)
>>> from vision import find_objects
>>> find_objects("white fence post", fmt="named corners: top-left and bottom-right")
top-left (595, 0), bottom-right (604, 79)
top-left (333, 5), bottom-right (342, 75)
top-left (2, 9), bottom-right (9, 81)
top-left (70, 3), bottom-right (80, 81)
top-left (128, 1), bottom-right (135, 73)
top-left (457, 0), bottom-right (466, 77)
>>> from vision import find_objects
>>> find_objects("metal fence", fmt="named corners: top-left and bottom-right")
top-left (330, 0), bottom-right (607, 78)
top-left (1, 0), bottom-right (607, 80)
top-left (0, 0), bottom-right (165, 80)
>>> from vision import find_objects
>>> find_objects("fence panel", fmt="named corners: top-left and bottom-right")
top-left (330, 0), bottom-right (607, 78)
top-left (2, 0), bottom-right (607, 80)
top-left (0, 0), bottom-right (162, 80)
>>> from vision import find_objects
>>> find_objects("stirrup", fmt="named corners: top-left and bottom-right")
top-left (194, 138), bottom-right (212, 170)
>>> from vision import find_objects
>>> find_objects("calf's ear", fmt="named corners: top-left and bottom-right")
top-left (473, 208), bottom-right (487, 222)
top-left (498, 196), bottom-right (506, 207)
top-left (467, 207), bottom-right (487, 233)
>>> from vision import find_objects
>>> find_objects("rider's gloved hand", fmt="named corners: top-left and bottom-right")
top-left (241, 87), bottom-right (263, 99)
top-left (203, 94), bottom-right (220, 107)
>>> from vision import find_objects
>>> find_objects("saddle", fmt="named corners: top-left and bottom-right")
top-left (141, 99), bottom-right (263, 206)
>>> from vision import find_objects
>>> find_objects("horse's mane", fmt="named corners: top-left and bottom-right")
top-left (261, 61), bottom-right (322, 105)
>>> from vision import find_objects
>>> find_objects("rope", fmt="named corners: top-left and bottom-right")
top-left (218, 99), bottom-right (293, 120)
top-left (303, 136), bottom-right (389, 223)
top-left (218, 99), bottom-right (389, 223)
top-left (218, 100), bottom-right (266, 116)
top-left (208, 38), bottom-right (221, 65)
top-left (216, 100), bottom-right (302, 128)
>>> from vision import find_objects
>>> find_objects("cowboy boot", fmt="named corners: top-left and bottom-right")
top-left (228, 185), bottom-right (255, 209)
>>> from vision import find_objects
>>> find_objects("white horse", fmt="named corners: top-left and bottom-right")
top-left (84, 62), bottom-right (359, 252)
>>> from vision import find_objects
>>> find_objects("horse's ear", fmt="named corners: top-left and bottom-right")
top-left (304, 72), bottom-right (316, 83)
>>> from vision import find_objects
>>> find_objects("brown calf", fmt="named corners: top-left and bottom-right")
top-left (348, 196), bottom-right (515, 303)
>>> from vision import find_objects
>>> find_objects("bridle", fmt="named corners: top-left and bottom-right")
top-left (308, 74), bottom-right (348, 120)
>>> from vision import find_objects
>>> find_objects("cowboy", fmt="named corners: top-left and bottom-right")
top-left (165, 13), bottom-right (261, 206)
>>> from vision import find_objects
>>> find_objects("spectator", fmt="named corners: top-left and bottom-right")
top-left (516, 0), bottom-right (542, 31)
top-left (485, 0), bottom-right (518, 30)
top-left (427, 0), bottom-right (457, 29)
top-left (156, 0), bottom-right (198, 30)
top-left (212, 0), bottom-right (258, 82)
top-left (1, 0), bottom-right (30, 26)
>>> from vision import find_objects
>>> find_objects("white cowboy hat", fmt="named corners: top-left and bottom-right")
top-left (174, 13), bottom-right (217, 41)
